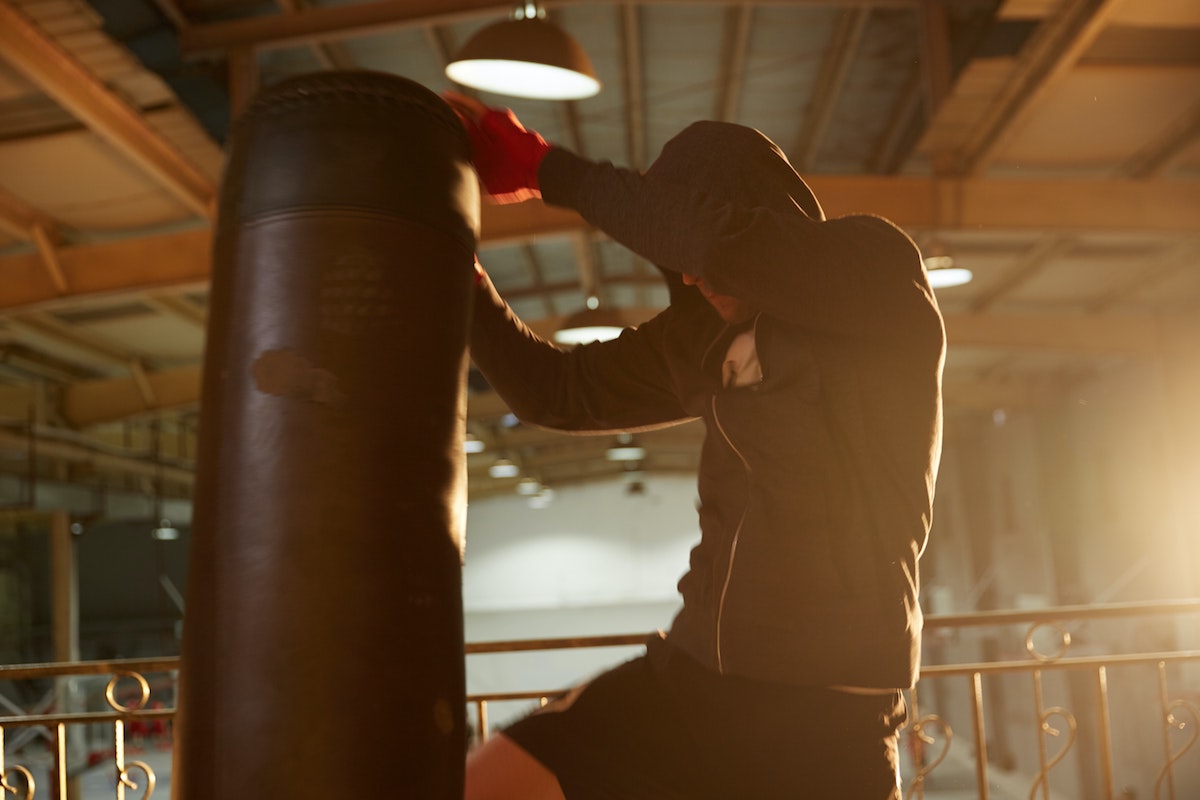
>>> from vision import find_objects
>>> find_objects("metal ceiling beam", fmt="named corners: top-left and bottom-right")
top-left (180, 0), bottom-right (928, 55)
top-left (519, 244), bottom-right (557, 317)
top-left (7, 311), bottom-right (137, 370)
top-left (142, 293), bottom-right (207, 328)
top-left (0, 0), bottom-right (216, 217)
top-left (713, 5), bottom-right (753, 123)
top-left (793, 6), bottom-right (868, 170)
top-left (869, 67), bottom-right (923, 173)
top-left (958, 0), bottom-right (1122, 176)
top-left (0, 427), bottom-right (195, 487)
top-left (619, 2), bottom-right (647, 170)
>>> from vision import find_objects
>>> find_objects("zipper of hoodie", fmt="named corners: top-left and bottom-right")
top-left (711, 392), bottom-right (751, 674)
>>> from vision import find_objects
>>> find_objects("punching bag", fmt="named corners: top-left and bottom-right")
top-left (173, 72), bottom-right (479, 799)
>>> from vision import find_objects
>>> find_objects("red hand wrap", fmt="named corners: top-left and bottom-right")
top-left (464, 108), bottom-right (550, 204)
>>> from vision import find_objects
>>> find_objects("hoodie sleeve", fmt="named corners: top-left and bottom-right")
top-left (469, 267), bottom-right (692, 433)
top-left (539, 147), bottom-right (942, 345)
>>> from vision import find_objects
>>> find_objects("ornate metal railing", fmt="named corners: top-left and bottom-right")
top-left (2, 600), bottom-right (1198, 799)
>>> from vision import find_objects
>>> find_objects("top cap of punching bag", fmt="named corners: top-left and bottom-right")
top-left (221, 71), bottom-right (481, 252)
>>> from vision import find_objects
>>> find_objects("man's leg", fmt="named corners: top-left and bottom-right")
top-left (465, 733), bottom-right (566, 800)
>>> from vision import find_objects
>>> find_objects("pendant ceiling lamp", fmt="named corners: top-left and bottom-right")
top-left (922, 241), bottom-right (973, 289)
top-left (553, 296), bottom-right (624, 345)
top-left (445, 3), bottom-right (601, 100)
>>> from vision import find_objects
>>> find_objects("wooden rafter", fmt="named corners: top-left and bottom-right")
top-left (968, 236), bottom-right (1075, 314)
top-left (0, 0), bottom-right (216, 216)
top-left (713, 5), bottom-right (753, 123)
top-left (2, 175), bottom-right (1198, 314)
top-left (179, 0), bottom-right (926, 56)
top-left (793, 6), bottom-right (869, 170)
top-left (619, 2), bottom-right (647, 170)
top-left (958, 0), bottom-right (1122, 176)
top-left (1122, 97), bottom-right (1200, 179)
top-left (46, 308), bottom-right (1200, 428)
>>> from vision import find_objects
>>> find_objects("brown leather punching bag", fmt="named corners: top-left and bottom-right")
top-left (173, 72), bottom-right (479, 799)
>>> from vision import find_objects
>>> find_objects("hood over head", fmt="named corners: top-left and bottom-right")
top-left (646, 120), bottom-right (824, 221)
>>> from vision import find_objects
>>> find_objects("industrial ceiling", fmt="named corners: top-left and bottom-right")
top-left (0, 0), bottom-right (1197, 502)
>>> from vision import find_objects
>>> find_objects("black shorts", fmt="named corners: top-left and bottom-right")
top-left (504, 634), bottom-right (906, 800)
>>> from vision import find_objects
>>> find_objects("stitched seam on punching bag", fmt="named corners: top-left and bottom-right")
top-left (241, 79), bottom-right (464, 140)
top-left (233, 206), bottom-right (476, 241)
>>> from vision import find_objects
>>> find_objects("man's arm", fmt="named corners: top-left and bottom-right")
top-left (469, 264), bottom-right (691, 433)
top-left (539, 148), bottom-right (941, 344)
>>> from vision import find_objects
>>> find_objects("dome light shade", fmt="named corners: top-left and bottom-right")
top-left (553, 307), bottom-right (624, 345)
top-left (926, 266), bottom-right (974, 289)
top-left (488, 457), bottom-right (520, 479)
top-left (446, 17), bottom-right (601, 100)
top-left (922, 244), bottom-right (973, 289)
top-left (923, 254), bottom-right (973, 289)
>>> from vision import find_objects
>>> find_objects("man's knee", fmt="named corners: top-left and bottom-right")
top-left (465, 733), bottom-right (566, 800)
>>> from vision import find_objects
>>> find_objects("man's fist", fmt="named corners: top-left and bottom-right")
top-left (444, 91), bottom-right (550, 204)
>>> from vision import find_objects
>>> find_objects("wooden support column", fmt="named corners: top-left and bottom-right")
top-left (228, 47), bottom-right (260, 123)
top-left (49, 510), bottom-right (81, 800)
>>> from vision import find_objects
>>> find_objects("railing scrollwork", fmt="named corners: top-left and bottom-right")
top-left (1155, 661), bottom-right (1199, 800)
top-left (1024, 622), bottom-right (1072, 663)
top-left (0, 601), bottom-right (1196, 799)
top-left (0, 728), bottom-right (35, 800)
top-left (904, 714), bottom-right (952, 800)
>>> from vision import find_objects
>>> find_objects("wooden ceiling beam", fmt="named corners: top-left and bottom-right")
top-left (0, 0), bottom-right (216, 217)
top-left (943, 311), bottom-right (1194, 358)
top-left (274, 0), bottom-right (359, 70)
top-left (49, 309), bottom-right (1200, 428)
top-left (0, 427), bottom-right (195, 486)
top-left (180, 0), bottom-right (925, 56)
top-left (61, 364), bottom-right (202, 427)
top-left (7, 311), bottom-right (136, 370)
top-left (0, 185), bottom-right (60, 241)
top-left (1, 176), bottom-right (1197, 313)
top-left (1122, 97), bottom-right (1200, 179)
top-left (959, 0), bottom-right (1122, 176)
top-left (967, 236), bottom-right (1075, 313)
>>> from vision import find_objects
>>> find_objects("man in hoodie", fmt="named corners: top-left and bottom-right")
top-left (446, 92), bottom-right (945, 800)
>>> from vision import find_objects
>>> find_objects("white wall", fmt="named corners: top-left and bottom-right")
top-left (461, 473), bottom-right (698, 729)
top-left (920, 357), bottom-right (1200, 798)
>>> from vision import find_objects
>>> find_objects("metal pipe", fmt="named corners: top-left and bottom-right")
top-left (1095, 666), bottom-right (1115, 800)
top-left (970, 672), bottom-right (989, 800)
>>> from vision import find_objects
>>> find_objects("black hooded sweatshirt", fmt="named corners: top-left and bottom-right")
top-left (469, 121), bottom-right (945, 689)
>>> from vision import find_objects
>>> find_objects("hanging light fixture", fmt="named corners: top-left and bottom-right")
top-left (922, 241), bottom-right (973, 289)
top-left (488, 456), bottom-right (521, 479)
top-left (553, 295), bottom-right (624, 345)
top-left (445, 3), bottom-right (601, 100)
top-left (606, 432), bottom-right (645, 462)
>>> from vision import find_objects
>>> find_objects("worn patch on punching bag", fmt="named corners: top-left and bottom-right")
top-left (252, 348), bottom-right (347, 406)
